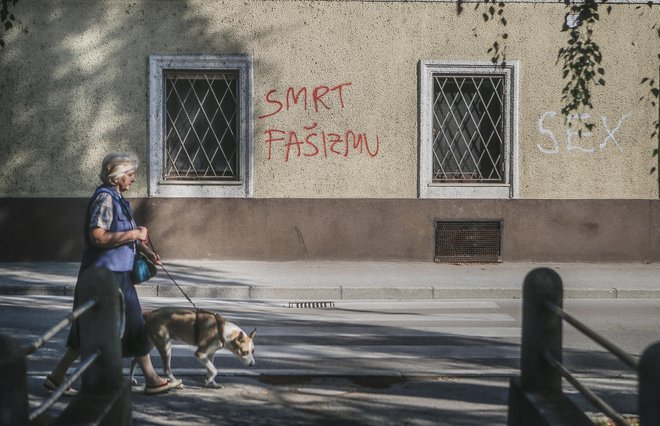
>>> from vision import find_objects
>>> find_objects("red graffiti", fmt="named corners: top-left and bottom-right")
top-left (258, 81), bottom-right (382, 161)
top-left (264, 123), bottom-right (380, 162)
top-left (258, 82), bottom-right (352, 120)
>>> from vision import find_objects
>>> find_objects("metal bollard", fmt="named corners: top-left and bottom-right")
top-left (0, 335), bottom-right (28, 426)
top-left (508, 268), bottom-right (594, 426)
top-left (639, 341), bottom-right (660, 425)
top-left (55, 266), bottom-right (131, 425)
top-left (76, 266), bottom-right (125, 394)
top-left (520, 267), bottom-right (564, 393)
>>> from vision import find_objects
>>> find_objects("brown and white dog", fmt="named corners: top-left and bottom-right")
top-left (130, 307), bottom-right (256, 388)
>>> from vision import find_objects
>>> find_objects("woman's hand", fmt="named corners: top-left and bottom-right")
top-left (148, 251), bottom-right (162, 265)
top-left (137, 241), bottom-right (161, 265)
top-left (135, 226), bottom-right (149, 243)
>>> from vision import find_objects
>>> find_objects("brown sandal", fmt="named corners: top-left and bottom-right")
top-left (44, 375), bottom-right (78, 396)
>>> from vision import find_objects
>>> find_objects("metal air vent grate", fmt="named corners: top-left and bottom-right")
top-left (288, 301), bottom-right (335, 309)
top-left (434, 221), bottom-right (502, 263)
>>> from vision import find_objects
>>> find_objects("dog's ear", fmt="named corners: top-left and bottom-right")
top-left (249, 328), bottom-right (257, 339)
top-left (237, 331), bottom-right (246, 341)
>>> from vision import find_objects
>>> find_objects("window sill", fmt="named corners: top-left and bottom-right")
top-left (149, 181), bottom-right (250, 198)
top-left (420, 184), bottom-right (512, 199)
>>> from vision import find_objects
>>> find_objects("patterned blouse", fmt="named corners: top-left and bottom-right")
top-left (88, 192), bottom-right (115, 231)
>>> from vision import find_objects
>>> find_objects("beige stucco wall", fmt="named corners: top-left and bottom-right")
top-left (0, 0), bottom-right (658, 199)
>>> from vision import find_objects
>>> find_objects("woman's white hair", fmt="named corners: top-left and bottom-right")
top-left (99, 152), bottom-right (139, 185)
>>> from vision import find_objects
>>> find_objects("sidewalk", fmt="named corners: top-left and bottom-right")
top-left (1, 260), bottom-right (659, 300)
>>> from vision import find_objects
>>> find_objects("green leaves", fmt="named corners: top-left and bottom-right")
top-left (557, 0), bottom-right (607, 127)
top-left (639, 75), bottom-right (659, 145)
top-left (0, 0), bottom-right (20, 49)
top-left (640, 18), bottom-right (659, 146)
top-left (477, 0), bottom-right (508, 64)
top-left (456, 0), bottom-right (464, 15)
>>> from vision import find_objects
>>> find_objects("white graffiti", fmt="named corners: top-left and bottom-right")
top-left (599, 114), bottom-right (629, 152)
top-left (537, 112), bottom-right (560, 155)
top-left (537, 111), bottom-right (630, 155)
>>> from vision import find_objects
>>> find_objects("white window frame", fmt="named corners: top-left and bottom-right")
top-left (418, 60), bottom-right (519, 199)
top-left (149, 55), bottom-right (253, 197)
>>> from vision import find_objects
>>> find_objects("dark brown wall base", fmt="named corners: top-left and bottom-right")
top-left (1, 198), bottom-right (659, 262)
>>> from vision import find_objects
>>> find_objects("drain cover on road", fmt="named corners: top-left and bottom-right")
top-left (288, 301), bottom-right (335, 309)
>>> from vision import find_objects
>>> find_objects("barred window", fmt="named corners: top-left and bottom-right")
top-left (432, 75), bottom-right (504, 183)
top-left (149, 56), bottom-right (253, 197)
top-left (419, 61), bottom-right (518, 199)
top-left (165, 71), bottom-right (239, 181)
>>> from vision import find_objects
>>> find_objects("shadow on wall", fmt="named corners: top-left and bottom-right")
top-left (0, 1), bottom-right (280, 261)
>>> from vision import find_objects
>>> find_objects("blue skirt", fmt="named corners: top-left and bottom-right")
top-left (66, 271), bottom-right (152, 357)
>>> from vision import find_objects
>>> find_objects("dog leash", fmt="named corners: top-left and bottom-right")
top-left (147, 236), bottom-right (226, 346)
top-left (104, 190), bottom-right (198, 310)
top-left (144, 235), bottom-right (255, 349)
top-left (144, 236), bottom-right (200, 312)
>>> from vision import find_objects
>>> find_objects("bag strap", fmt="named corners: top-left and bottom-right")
top-left (96, 187), bottom-right (200, 311)
top-left (94, 187), bottom-right (139, 255)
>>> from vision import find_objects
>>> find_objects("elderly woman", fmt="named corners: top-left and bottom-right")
top-left (45, 152), bottom-right (181, 395)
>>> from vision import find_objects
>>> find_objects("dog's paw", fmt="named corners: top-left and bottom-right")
top-left (131, 378), bottom-right (138, 386)
top-left (204, 380), bottom-right (224, 389)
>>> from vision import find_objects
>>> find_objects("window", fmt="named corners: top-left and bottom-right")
top-left (149, 55), bottom-right (253, 197)
top-left (419, 61), bottom-right (518, 198)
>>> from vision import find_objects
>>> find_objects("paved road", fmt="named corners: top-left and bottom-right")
top-left (2, 296), bottom-right (655, 425)
top-left (143, 298), bottom-right (523, 378)
top-left (3, 296), bottom-right (524, 378)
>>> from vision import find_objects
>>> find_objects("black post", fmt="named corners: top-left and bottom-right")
top-left (55, 266), bottom-right (131, 426)
top-left (520, 267), bottom-right (564, 393)
top-left (77, 266), bottom-right (124, 393)
top-left (639, 341), bottom-right (660, 425)
top-left (0, 335), bottom-right (28, 426)
top-left (508, 267), bottom-right (567, 426)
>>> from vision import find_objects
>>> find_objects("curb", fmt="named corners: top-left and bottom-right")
top-left (2, 284), bottom-right (660, 300)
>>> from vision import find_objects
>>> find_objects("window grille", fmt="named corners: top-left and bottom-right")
top-left (165, 71), bottom-right (239, 181)
top-left (432, 75), bottom-right (504, 183)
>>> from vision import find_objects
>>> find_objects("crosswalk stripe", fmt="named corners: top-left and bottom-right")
top-left (223, 312), bottom-right (515, 323)
top-left (20, 298), bottom-right (523, 378)
top-left (237, 326), bottom-right (521, 337)
top-left (164, 344), bottom-right (520, 359)
top-left (124, 368), bottom-right (520, 377)
top-left (142, 299), bottom-right (503, 310)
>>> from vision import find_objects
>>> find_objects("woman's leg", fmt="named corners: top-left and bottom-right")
top-left (48, 346), bottom-right (79, 383)
top-left (116, 273), bottom-right (179, 391)
top-left (134, 353), bottom-right (167, 387)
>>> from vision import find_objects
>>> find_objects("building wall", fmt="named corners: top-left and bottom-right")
top-left (2, 198), bottom-right (660, 262)
top-left (1, 0), bottom-right (658, 261)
